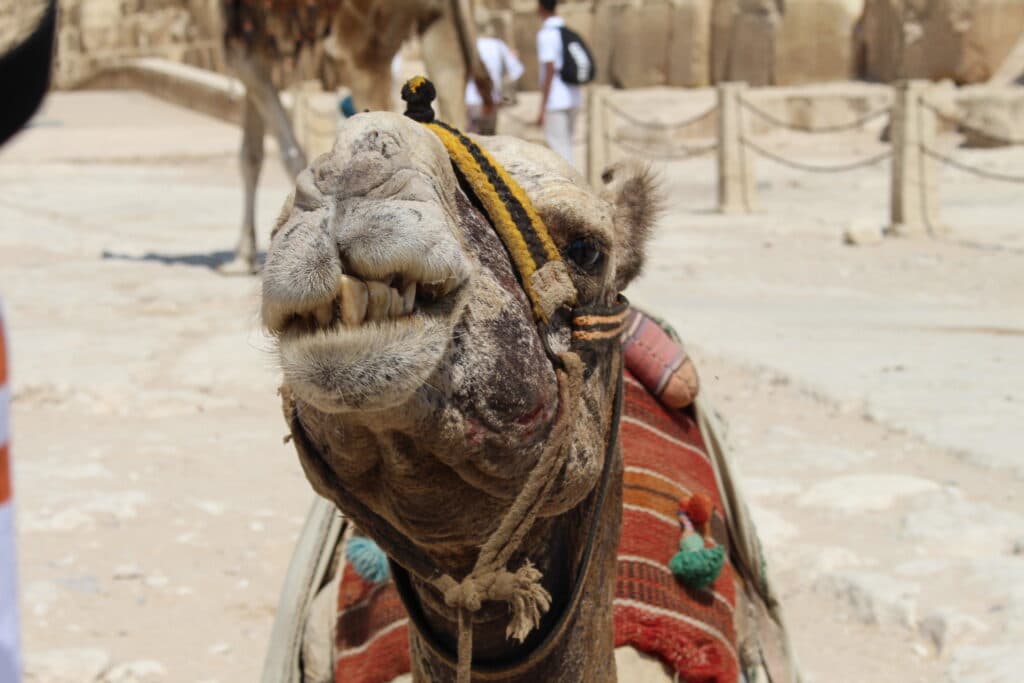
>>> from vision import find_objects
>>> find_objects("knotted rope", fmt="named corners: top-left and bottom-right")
top-left (426, 352), bottom-right (583, 683)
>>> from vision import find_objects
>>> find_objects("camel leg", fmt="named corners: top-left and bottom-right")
top-left (219, 96), bottom-right (265, 275)
top-left (227, 46), bottom-right (308, 178)
top-left (418, 14), bottom-right (468, 126)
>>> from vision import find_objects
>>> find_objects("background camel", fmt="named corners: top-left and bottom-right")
top-left (218, 0), bottom-right (492, 274)
top-left (259, 98), bottom-right (797, 681)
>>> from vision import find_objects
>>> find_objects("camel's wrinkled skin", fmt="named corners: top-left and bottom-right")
top-left (262, 111), bottom-right (662, 681)
top-left (221, 0), bottom-right (488, 274)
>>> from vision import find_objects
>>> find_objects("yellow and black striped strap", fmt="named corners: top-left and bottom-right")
top-left (401, 76), bottom-right (576, 322)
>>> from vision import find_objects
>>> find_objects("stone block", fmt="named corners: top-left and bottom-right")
top-left (711, 0), bottom-right (783, 86)
top-left (609, 2), bottom-right (672, 88)
top-left (775, 0), bottom-right (863, 85)
top-left (860, 0), bottom-right (1024, 85)
top-left (667, 0), bottom-right (713, 88)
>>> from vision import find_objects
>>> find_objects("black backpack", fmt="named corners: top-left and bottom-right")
top-left (558, 27), bottom-right (595, 85)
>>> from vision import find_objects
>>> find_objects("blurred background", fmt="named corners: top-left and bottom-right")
top-left (1, 1), bottom-right (1023, 682)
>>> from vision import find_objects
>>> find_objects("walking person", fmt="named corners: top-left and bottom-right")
top-left (535, 0), bottom-right (582, 165)
top-left (465, 20), bottom-right (524, 135)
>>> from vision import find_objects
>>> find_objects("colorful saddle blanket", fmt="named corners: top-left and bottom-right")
top-left (334, 310), bottom-right (739, 683)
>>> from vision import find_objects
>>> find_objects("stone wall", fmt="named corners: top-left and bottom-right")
top-left (859, 0), bottom-right (1024, 84)
top-left (486, 0), bottom-right (1024, 90)
top-left (54, 0), bottom-right (224, 89)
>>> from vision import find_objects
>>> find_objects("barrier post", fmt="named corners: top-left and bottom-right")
top-left (889, 80), bottom-right (946, 236)
top-left (717, 82), bottom-right (756, 213)
top-left (587, 84), bottom-right (612, 188)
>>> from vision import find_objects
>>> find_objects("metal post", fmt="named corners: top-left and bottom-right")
top-left (717, 81), bottom-right (756, 213)
top-left (889, 80), bottom-right (946, 236)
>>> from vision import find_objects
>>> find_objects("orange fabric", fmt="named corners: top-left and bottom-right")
top-left (0, 445), bottom-right (9, 505)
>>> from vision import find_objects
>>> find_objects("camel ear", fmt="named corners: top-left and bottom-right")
top-left (601, 161), bottom-right (664, 291)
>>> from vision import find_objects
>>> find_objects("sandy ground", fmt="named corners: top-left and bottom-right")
top-left (1, 90), bottom-right (1022, 682)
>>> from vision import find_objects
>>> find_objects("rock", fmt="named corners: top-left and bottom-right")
top-left (101, 660), bottom-right (167, 683)
top-left (902, 492), bottom-right (1024, 557)
top-left (957, 87), bottom-right (1024, 148)
top-left (843, 219), bottom-right (885, 246)
top-left (712, 0), bottom-right (782, 86)
top-left (815, 570), bottom-right (920, 628)
top-left (799, 474), bottom-right (940, 513)
top-left (919, 608), bottom-right (988, 654)
top-left (208, 643), bottom-right (231, 656)
top-left (860, 0), bottom-right (1024, 84)
top-left (946, 642), bottom-right (1024, 683)
top-left (775, 0), bottom-right (863, 85)
top-left (24, 648), bottom-right (111, 683)
top-left (113, 564), bottom-right (143, 580)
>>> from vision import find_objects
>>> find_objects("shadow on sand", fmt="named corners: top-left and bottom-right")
top-left (101, 249), bottom-right (266, 271)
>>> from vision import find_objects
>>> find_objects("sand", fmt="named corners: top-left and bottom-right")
top-left (2, 90), bottom-right (1022, 682)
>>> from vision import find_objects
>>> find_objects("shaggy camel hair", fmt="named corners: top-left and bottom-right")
top-left (219, 0), bottom-right (491, 274)
top-left (262, 112), bottom-right (791, 682)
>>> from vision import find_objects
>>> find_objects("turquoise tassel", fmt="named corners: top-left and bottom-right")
top-left (669, 543), bottom-right (725, 590)
top-left (346, 536), bottom-right (391, 584)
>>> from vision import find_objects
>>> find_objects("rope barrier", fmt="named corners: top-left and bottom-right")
top-left (603, 99), bottom-right (718, 132)
top-left (739, 97), bottom-right (891, 134)
top-left (918, 97), bottom-right (1024, 146)
top-left (742, 138), bottom-right (892, 173)
top-left (920, 145), bottom-right (1024, 184)
top-left (607, 134), bottom-right (717, 161)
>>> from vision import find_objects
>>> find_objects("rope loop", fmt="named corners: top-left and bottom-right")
top-left (739, 97), bottom-right (891, 134)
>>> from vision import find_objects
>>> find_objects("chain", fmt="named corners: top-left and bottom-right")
top-left (607, 133), bottom-right (717, 161)
top-left (920, 145), bottom-right (1024, 184)
top-left (603, 99), bottom-right (718, 132)
top-left (918, 98), bottom-right (1024, 146)
top-left (739, 97), bottom-right (891, 133)
top-left (742, 138), bottom-right (892, 173)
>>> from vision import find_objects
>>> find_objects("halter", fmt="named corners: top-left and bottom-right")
top-left (282, 76), bottom-right (630, 683)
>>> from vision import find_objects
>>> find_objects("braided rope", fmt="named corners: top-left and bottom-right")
top-left (607, 134), bottom-right (718, 161)
top-left (742, 137), bottom-right (892, 173)
top-left (739, 97), bottom-right (891, 134)
top-left (920, 145), bottom-right (1024, 184)
top-left (603, 99), bottom-right (718, 132)
top-left (918, 97), bottom-right (1024, 146)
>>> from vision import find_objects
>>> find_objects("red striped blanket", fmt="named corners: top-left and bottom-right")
top-left (335, 312), bottom-right (738, 682)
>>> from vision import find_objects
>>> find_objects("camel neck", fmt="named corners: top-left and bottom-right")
top-left (397, 460), bottom-right (624, 683)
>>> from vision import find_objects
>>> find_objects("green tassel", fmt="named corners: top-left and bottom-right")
top-left (669, 545), bottom-right (725, 590)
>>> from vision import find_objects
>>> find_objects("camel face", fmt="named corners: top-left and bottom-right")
top-left (263, 111), bottom-right (661, 565)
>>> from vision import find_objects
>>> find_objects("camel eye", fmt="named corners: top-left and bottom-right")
top-left (564, 237), bottom-right (603, 272)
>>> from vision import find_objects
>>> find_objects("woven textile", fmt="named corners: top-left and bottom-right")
top-left (223, 0), bottom-right (341, 55)
top-left (334, 313), bottom-right (739, 682)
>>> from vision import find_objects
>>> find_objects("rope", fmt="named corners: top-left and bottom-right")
top-left (741, 137), bottom-right (892, 173)
top-left (428, 353), bottom-right (583, 683)
top-left (918, 97), bottom-right (1024, 146)
top-left (739, 97), bottom-right (891, 133)
top-left (920, 145), bottom-right (1024, 183)
top-left (603, 99), bottom-right (718, 131)
top-left (607, 134), bottom-right (717, 161)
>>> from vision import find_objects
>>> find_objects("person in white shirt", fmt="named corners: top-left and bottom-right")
top-left (465, 26), bottom-right (525, 135)
top-left (535, 0), bottom-right (582, 165)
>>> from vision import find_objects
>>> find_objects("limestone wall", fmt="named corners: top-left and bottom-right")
top-left (486, 0), bottom-right (1024, 90)
top-left (54, 0), bottom-right (224, 89)
top-left (859, 0), bottom-right (1024, 84)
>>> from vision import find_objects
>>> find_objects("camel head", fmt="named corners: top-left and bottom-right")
top-left (262, 110), bottom-right (661, 581)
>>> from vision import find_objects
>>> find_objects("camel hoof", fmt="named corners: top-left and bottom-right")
top-left (217, 255), bottom-right (259, 276)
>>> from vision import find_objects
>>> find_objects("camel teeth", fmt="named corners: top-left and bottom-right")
top-left (388, 287), bottom-right (403, 317)
top-left (401, 282), bottom-right (416, 314)
top-left (365, 281), bottom-right (391, 321)
top-left (439, 276), bottom-right (458, 297)
top-left (337, 275), bottom-right (368, 326)
top-left (313, 300), bottom-right (333, 328)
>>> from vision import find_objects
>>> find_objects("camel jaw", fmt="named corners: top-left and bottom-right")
top-left (276, 281), bottom-right (468, 414)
